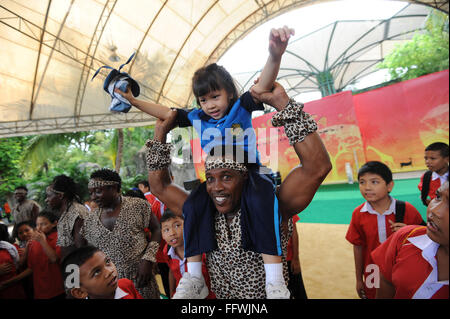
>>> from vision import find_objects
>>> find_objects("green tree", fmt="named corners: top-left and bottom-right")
top-left (0, 137), bottom-right (28, 203)
top-left (377, 10), bottom-right (449, 81)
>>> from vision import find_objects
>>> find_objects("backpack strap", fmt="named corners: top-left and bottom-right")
top-left (421, 170), bottom-right (433, 206)
top-left (395, 200), bottom-right (406, 223)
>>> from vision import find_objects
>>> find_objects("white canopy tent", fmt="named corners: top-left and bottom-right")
top-left (0, 0), bottom-right (447, 137)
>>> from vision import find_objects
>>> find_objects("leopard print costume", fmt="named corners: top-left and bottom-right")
top-left (81, 196), bottom-right (160, 299)
top-left (206, 210), bottom-right (292, 299)
top-left (271, 99), bottom-right (318, 145)
top-left (56, 201), bottom-right (88, 247)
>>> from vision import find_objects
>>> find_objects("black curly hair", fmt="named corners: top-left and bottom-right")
top-left (51, 174), bottom-right (81, 203)
top-left (90, 168), bottom-right (122, 191)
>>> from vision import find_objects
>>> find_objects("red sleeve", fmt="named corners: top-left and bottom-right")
top-left (345, 205), bottom-right (365, 246)
top-left (371, 225), bottom-right (418, 283)
top-left (151, 201), bottom-right (162, 221)
top-left (418, 174), bottom-right (424, 191)
top-left (292, 214), bottom-right (300, 224)
top-left (118, 278), bottom-right (143, 299)
top-left (403, 202), bottom-right (425, 225)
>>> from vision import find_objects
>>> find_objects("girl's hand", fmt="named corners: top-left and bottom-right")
top-left (17, 248), bottom-right (26, 257)
top-left (269, 26), bottom-right (295, 59)
top-left (31, 230), bottom-right (46, 243)
top-left (114, 86), bottom-right (134, 103)
top-left (0, 263), bottom-right (13, 276)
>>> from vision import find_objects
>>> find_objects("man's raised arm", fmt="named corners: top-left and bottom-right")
top-left (250, 82), bottom-right (331, 221)
top-left (147, 110), bottom-right (188, 217)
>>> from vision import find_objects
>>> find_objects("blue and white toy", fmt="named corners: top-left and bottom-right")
top-left (91, 52), bottom-right (140, 113)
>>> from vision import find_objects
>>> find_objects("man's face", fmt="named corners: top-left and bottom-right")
top-left (161, 217), bottom-right (184, 248)
top-left (426, 182), bottom-right (449, 246)
top-left (14, 189), bottom-right (27, 203)
top-left (88, 185), bottom-right (119, 208)
top-left (205, 165), bottom-right (246, 215)
top-left (73, 251), bottom-right (119, 299)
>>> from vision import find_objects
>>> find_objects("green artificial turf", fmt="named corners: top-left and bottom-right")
top-left (298, 178), bottom-right (427, 225)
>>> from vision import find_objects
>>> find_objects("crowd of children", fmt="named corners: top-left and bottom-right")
top-left (0, 138), bottom-right (448, 300)
top-left (0, 21), bottom-right (448, 299)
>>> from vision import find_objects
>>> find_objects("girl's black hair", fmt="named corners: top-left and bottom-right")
top-left (358, 161), bottom-right (393, 184)
top-left (13, 221), bottom-right (35, 240)
top-left (51, 174), bottom-right (81, 203)
top-left (37, 210), bottom-right (59, 224)
top-left (192, 63), bottom-right (239, 108)
top-left (0, 223), bottom-right (12, 243)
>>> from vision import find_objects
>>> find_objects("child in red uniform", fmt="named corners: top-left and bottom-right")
top-left (418, 142), bottom-right (449, 206)
top-left (346, 161), bottom-right (425, 299)
top-left (160, 211), bottom-right (215, 299)
top-left (0, 223), bottom-right (26, 299)
top-left (26, 210), bottom-right (65, 299)
top-left (372, 179), bottom-right (449, 299)
top-left (61, 245), bottom-right (142, 299)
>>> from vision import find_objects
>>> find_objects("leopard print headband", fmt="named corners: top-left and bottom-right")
top-left (88, 179), bottom-right (120, 189)
top-left (46, 186), bottom-right (65, 195)
top-left (205, 157), bottom-right (248, 173)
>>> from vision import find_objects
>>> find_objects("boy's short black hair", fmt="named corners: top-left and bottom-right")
top-left (37, 210), bottom-right (59, 223)
top-left (192, 63), bottom-right (239, 108)
top-left (61, 245), bottom-right (100, 288)
top-left (358, 161), bottom-right (393, 184)
top-left (160, 209), bottom-right (183, 224)
top-left (425, 142), bottom-right (449, 158)
top-left (90, 168), bottom-right (121, 191)
top-left (124, 188), bottom-right (146, 200)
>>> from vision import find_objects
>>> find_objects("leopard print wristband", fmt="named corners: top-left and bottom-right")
top-left (271, 99), bottom-right (318, 145)
top-left (145, 139), bottom-right (173, 171)
top-left (142, 240), bottom-right (159, 263)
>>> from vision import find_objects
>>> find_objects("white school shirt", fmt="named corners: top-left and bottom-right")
top-left (360, 196), bottom-right (396, 243)
top-left (408, 234), bottom-right (449, 299)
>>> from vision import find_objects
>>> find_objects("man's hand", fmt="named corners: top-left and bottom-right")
top-left (154, 109), bottom-right (178, 142)
top-left (136, 259), bottom-right (155, 288)
top-left (250, 81), bottom-right (289, 111)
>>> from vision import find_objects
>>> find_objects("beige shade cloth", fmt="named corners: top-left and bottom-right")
top-left (0, 0), bottom-right (447, 137)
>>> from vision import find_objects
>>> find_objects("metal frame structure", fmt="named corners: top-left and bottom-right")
top-left (0, 0), bottom-right (447, 138)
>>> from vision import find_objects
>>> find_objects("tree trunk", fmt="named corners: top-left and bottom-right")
top-left (115, 128), bottom-right (124, 173)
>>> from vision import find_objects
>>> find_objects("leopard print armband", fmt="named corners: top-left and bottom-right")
top-left (142, 241), bottom-right (159, 263)
top-left (145, 139), bottom-right (173, 171)
top-left (271, 99), bottom-right (318, 145)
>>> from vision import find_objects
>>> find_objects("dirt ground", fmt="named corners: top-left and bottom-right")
top-left (297, 222), bottom-right (359, 299)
